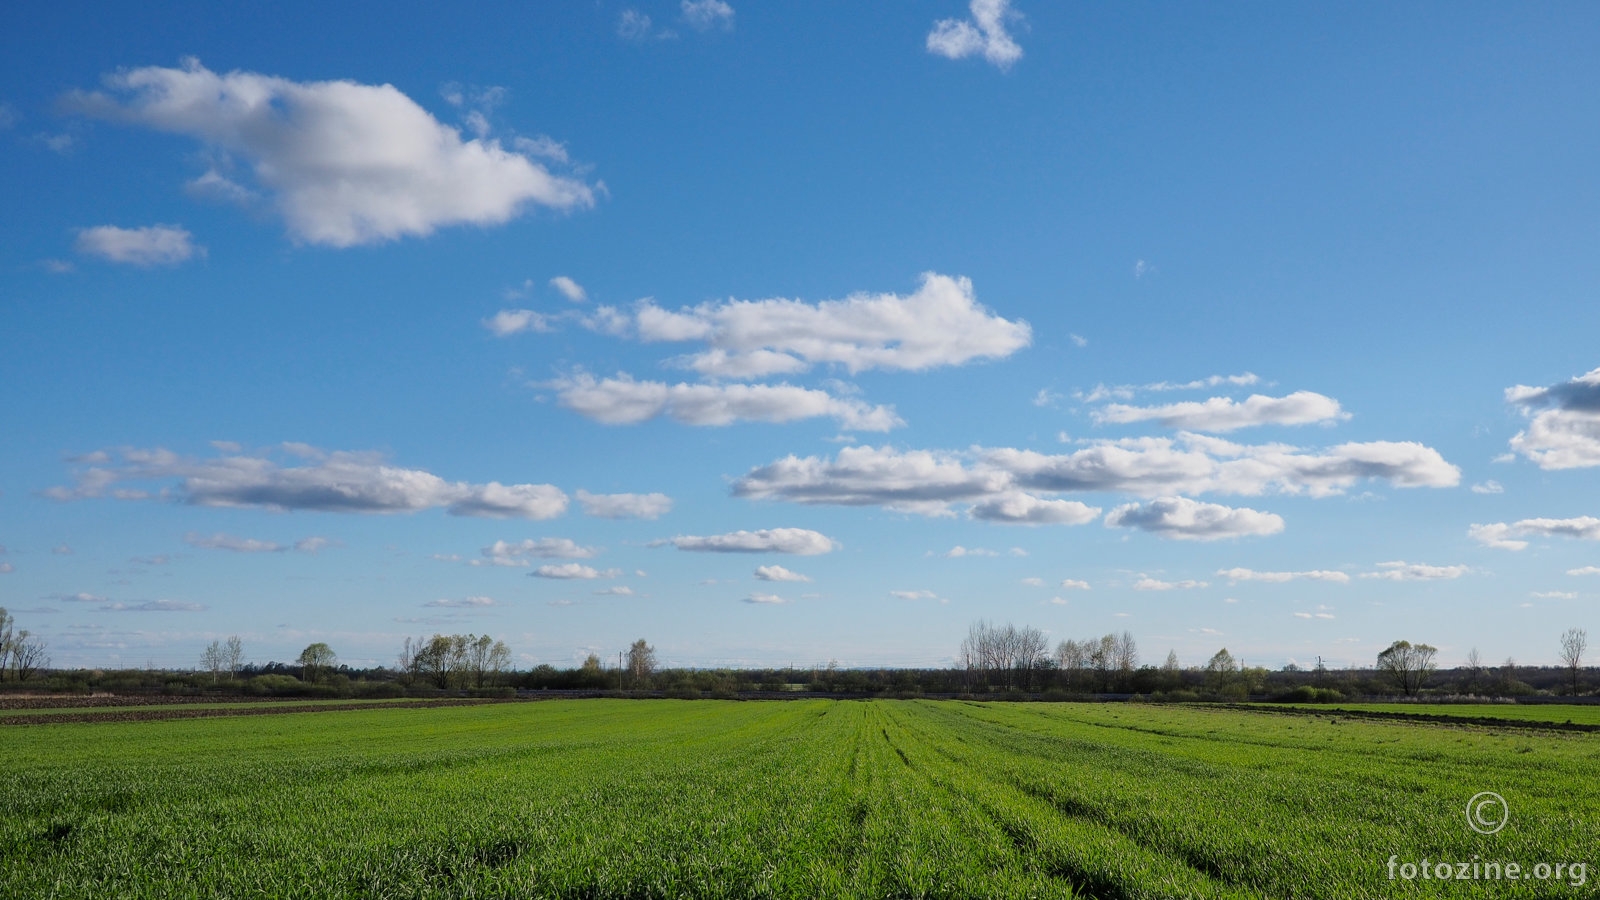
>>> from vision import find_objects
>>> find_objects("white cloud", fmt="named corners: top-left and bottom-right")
top-left (942, 545), bottom-right (998, 558)
top-left (1020, 577), bottom-right (1045, 587)
top-left (477, 538), bottom-right (598, 567)
top-left (1033, 389), bottom-right (1062, 407)
top-left (45, 444), bottom-right (568, 519)
top-left (1531, 591), bottom-right (1577, 600)
top-left (735, 435), bottom-right (1457, 518)
top-left (1470, 516), bottom-right (1600, 551)
top-left (549, 276), bottom-right (587, 302)
top-left (594, 586), bottom-right (636, 596)
top-left (47, 592), bottom-right (108, 603)
top-left (1078, 373), bottom-right (1261, 403)
top-left (1216, 567), bottom-right (1350, 584)
top-left (70, 60), bottom-right (594, 246)
top-left (184, 532), bottom-right (284, 553)
top-left (75, 224), bottom-right (201, 267)
top-left (424, 596), bottom-right (498, 608)
top-left (1094, 392), bottom-right (1349, 432)
top-left (890, 589), bottom-right (939, 601)
top-left (530, 563), bottom-right (619, 580)
top-left (1106, 497), bottom-right (1285, 541)
top-left (1471, 480), bottom-right (1504, 495)
top-left (575, 489), bottom-right (673, 520)
top-left (755, 564), bottom-right (811, 583)
top-left (1292, 612), bottom-right (1336, 620)
top-left (1568, 566), bottom-right (1600, 576)
top-left (623, 273), bottom-right (1029, 377)
top-left (661, 528), bottom-right (837, 555)
top-left (484, 309), bottom-right (551, 336)
top-left (968, 492), bottom-right (1101, 525)
top-left (1505, 367), bottom-right (1600, 469)
top-left (102, 599), bottom-right (206, 612)
top-left (550, 372), bottom-right (902, 430)
top-left (1059, 579), bottom-right (1091, 590)
top-left (294, 537), bottom-right (331, 553)
top-left (1133, 576), bottom-right (1209, 591)
top-left (927, 0), bottom-right (1023, 70)
top-left (682, 0), bottom-right (734, 31)
top-left (1360, 561), bottom-right (1470, 581)
top-left (744, 592), bottom-right (788, 605)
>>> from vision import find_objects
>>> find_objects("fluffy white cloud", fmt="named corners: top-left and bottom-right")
top-left (1059, 579), bottom-right (1091, 590)
top-left (1133, 576), bottom-right (1209, 591)
top-left (661, 528), bottom-right (837, 555)
top-left (45, 444), bottom-right (568, 519)
top-left (618, 273), bottom-right (1029, 378)
top-left (75, 224), bottom-right (201, 266)
top-left (594, 586), bottom-right (636, 596)
top-left (1216, 567), bottom-right (1350, 584)
top-left (1360, 561), bottom-right (1470, 581)
top-left (1470, 516), bottom-right (1600, 551)
top-left (927, 0), bottom-right (1023, 69)
top-left (755, 565), bottom-right (810, 583)
top-left (549, 276), bottom-right (587, 302)
top-left (477, 538), bottom-right (598, 567)
top-left (890, 589), bottom-right (939, 601)
top-left (1106, 497), bottom-right (1285, 541)
top-left (424, 596), bottom-right (497, 608)
top-left (484, 309), bottom-right (551, 337)
top-left (550, 372), bottom-right (901, 430)
top-left (682, 0), bottom-right (734, 31)
top-left (71, 60), bottom-right (595, 246)
top-left (735, 436), bottom-right (1457, 519)
top-left (1569, 566), bottom-right (1600, 576)
top-left (968, 492), bottom-right (1101, 525)
top-left (744, 592), bottom-right (787, 605)
top-left (575, 489), bottom-right (673, 520)
top-left (530, 563), bottom-right (619, 580)
top-left (1505, 367), bottom-right (1600, 469)
top-left (1094, 392), bottom-right (1349, 432)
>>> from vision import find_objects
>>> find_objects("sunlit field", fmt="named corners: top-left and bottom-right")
top-left (4, 700), bottom-right (1595, 899)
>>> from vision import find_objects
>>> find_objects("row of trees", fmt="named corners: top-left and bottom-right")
top-left (1377, 629), bottom-right (1588, 697)
top-left (397, 634), bottom-right (511, 689)
top-left (0, 608), bottom-right (49, 682)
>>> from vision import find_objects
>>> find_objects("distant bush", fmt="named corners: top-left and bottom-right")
top-left (1278, 685), bottom-right (1345, 703)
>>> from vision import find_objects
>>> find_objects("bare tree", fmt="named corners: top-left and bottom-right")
top-left (11, 630), bottom-right (48, 682)
top-left (1560, 628), bottom-right (1588, 696)
top-left (462, 634), bottom-right (511, 688)
top-left (1464, 647), bottom-right (1483, 694)
top-left (297, 642), bottom-right (337, 683)
top-left (1055, 639), bottom-right (1087, 691)
top-left (223, 636), bottom-right (244, 679)
top-left (1376, 640), bottom-right (1436, 697)
top-left (201, 640), bottom-right (225, 683)
top-left (0, 607), bottom-right (14, 680)
top-left (627, 639), bottom-right (657, 687)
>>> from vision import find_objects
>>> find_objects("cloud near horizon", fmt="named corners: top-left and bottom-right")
top-left (659, 528), bottom-right (837, 555)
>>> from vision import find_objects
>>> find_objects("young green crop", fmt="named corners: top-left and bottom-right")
top-left (2, 701), bottom-right (1593, 898)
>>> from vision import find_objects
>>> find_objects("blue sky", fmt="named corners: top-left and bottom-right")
top-left (4, 1), bottom-right (1599, 671)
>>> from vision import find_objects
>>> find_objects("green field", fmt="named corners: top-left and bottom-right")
top-left (1262, 702), bottom-right (1600, 726)
top-left (4, 700), bottom-right (1594, 898)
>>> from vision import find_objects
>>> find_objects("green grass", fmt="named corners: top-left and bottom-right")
top-left (1261, 702), bottom-right (1600, 726)
top-left (3, 700), bottom-right (1595, 898)
top-left (0, 697), bottom-right (435, 716)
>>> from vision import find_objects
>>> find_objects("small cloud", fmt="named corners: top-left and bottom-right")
top-left (75, 224), bottom-right (203, 267)
top-left (890, 589), bottom-right (940, 601)
top-left (1059, 579), bottom-right (1091, 590)
top-left (593, 586), bottom-right (635, 596)
top-left (755, 564), bottom-right (811, 583)
top-left (619, 9), bottom-right (675, 40)
top-left (744, 592), bottom-right (787, 605)
top-left (1069, 334), bottom-right (1088, 348)
top-left (1568, 566), bottom-right (1600, 576)
top-left (1531, 591), bottom-right (1577, 600)
top-left (293, 537), bottom-right (332, 553)
top-left (102, 599), bottom-right (206, 612)
top-left (1020, 577), bottom-right (1045, 587)
top-left (681, 0), bottom-right (735, 31)
top-left (35, 132), bottom-right (77, 154)
top-left (530, 563), bottom-right (619, 580)
top-left (576, 489), bottom-right (673, 520)
top-left (484, 309), bottom-right (551, 337)
top-left (1048, 596), bottom-right (1070, 606)
top-left (549, 275), bottom-right (587, 302)
top-left (185, 532), bottom-right (283, 553)
top-left (424, 596), bottom-right (498, 608)
top-left (1359, 561), bottom-right (1470, 582)
top-left (47, 592), bottom-right (107, 603)
top-left (1471, 480), bottom-right (1504, 495)
top-left (548, 598), bottom-right (575, 607)
top-left (942, 545), bottom-right (998, 558)
top-left (1133, 576), bottom-right (1208, 591)
top-left (41, 258), bottom-right (74, 274)
top-left (0, 563), bottom-right (12, 574)
top-left (1032, 388), bottom-right (1062, 408)
top-left (926, 0), bottom-right (1023, 70)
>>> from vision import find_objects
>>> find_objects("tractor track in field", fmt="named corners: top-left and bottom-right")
top-left (0, 697), bottom-right (504, 726)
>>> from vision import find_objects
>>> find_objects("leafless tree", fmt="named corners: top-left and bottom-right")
top-left (1055, 639), bottom-right (1087, 690)
top-left (0, 607), bottom-right (14, 680)
top-left (222, 636), bottom-right (244, 679)
top-left (1376, 640), bottom-right (1436, 696)
top-left (201, 640), bottom-right (226, 683)
top-left (1464, 647), bottom-right (1483, 694)
top-left (960, 620), bottom-right (1049, 689)
top-left (11, 630), bottom-right (48, 682)
top-left (1560, 628), bottom-right (1588, 696)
